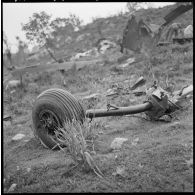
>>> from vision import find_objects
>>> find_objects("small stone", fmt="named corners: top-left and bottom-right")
top-left (8, 183), bottom-right (17, 192)
top-left (110, 137), bottom-right (128, 150)
top-left (12, 133), bottom-right (25, 141)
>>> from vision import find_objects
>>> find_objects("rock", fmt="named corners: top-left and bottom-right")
top-left (12, 133), bottom-right (25, 141)
top-left (8, 183), bottom-right (17, 192)
top-left (184, 25), bottom-right (193, 38)
top-left (131, 137), bottom-right (139, 146)
top-left (6, 80), bottom-right (21, 90)
top-left (110, 137), bottom-right (128, 150)
top-left (10, 89), bottom-right (16, 94)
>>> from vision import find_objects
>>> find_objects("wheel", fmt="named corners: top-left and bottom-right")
top-left (32, 88), bottom-right (85, 149)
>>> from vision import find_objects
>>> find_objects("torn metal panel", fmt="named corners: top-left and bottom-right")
top-left (121, 3), bottom-right (193, 54)
top-left (163, 3), bottom-right (193, 26)
top-left (121, 15), bottom-right (141, 53)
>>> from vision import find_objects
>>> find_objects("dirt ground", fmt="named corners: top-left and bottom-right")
top-left (3, 42), bottom-right (193, 192)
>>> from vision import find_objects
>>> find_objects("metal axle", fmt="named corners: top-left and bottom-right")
top-left (86, 102), bottom-right (152, 118)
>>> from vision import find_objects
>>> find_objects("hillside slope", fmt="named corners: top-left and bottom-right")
top-left (3, 4), bottom-right (193, 193)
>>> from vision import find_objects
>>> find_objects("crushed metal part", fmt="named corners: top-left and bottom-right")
top-left (121, 3), bottom-right (193, 53)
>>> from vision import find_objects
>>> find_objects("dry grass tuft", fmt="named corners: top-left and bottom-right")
top-left (53, 119), bottom-right (104, 179)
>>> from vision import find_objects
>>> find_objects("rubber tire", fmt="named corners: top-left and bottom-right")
top-left (32, 88), bottom-right (85, 149)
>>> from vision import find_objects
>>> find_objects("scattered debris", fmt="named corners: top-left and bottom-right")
top-left (12, 133), bottom-right (25, 141)
top-left (7, 183), bottom-right (17, 192)
top-left (130, 76), bottom-right (146, 90)
top-left (118, 57), bottom-right (135, 68)
top-left (110, 137), bottom-right (128, 150)
top-left (133, 91), bottom-right (146, 97)
top-left (131, 137), bottom-right (139, 146)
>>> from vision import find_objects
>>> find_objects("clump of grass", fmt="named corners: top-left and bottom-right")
top-left (54, 119), bottom-right (104, 179)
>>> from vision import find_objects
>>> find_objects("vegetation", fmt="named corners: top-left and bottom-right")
top-left (3, 3), bottom-right (193, 193)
